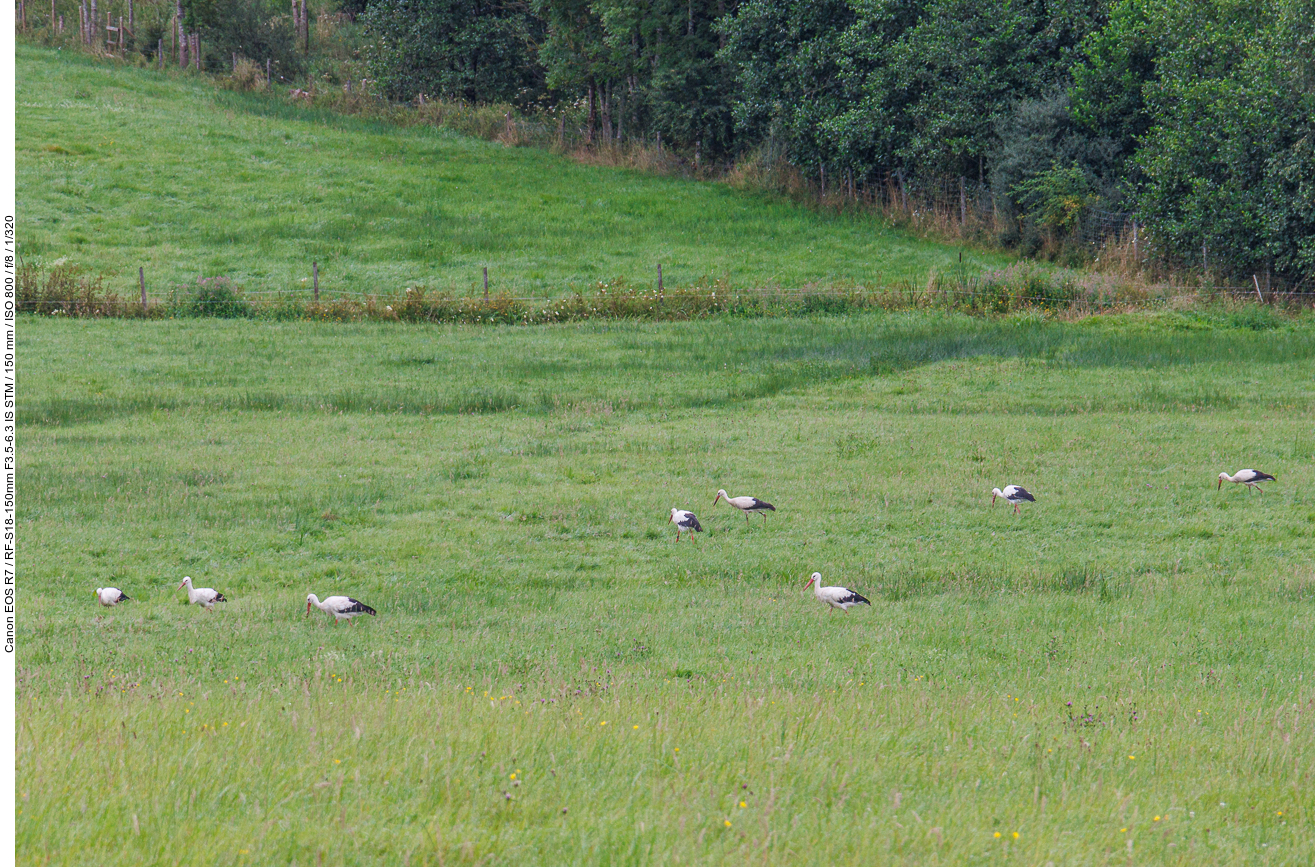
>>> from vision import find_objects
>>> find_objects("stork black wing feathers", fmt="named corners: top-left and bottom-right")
top-left (687, 515), bottom-right (703, 532)
top-left (346, 598), bottom-right (378, 616)
top-left (1253, 472), bottom-right (1276, 482)
top-left (214, 592), bottom-right (228, 603)
top-left (748, 499), bottom-right (776, 511)
top-left (841, 591), bottom-right (871, 606)
top-left (1012, 488), bottom-right (1036, 502)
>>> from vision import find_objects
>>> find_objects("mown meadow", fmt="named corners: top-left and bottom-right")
top-left (15, 44), bottom-right (1011, 301)
top-left (18, 310), bottom-right (1315, 865)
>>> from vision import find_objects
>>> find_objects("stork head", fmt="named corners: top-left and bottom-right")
top-left (306, 594), bottom-right (317, 615)
top-left (991, 488), bottom-right (1003, 504)
top-left (1217, 472), bottom-right (1230, 489)
top-left (177, 576), bottom-right (191, 590)
top-left (714, 489), bottom-right (727, 505)
top-left (804, 572), bottom-right (820, 589)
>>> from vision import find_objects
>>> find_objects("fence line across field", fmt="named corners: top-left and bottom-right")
top-left (151, 284), bottom-right (1315, 306)
top-left (97, 257), bottom-right (1315, 310)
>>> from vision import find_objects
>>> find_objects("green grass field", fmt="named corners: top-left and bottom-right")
top-left (15, 44), bottom-right (1011, 300)
top-left (18, 310), bottom-right (1315, 864)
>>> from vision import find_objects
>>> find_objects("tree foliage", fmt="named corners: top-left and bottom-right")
top-left (183, 0), bottom-right (301, 74)
top-left (1073, 0), bottom-right (1315, 280)
top-left (360, 0), bottom-right (546, 104)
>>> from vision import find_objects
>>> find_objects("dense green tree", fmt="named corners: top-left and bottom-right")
top-left (721, 0), bottom-right (1105, 182)
top-left (360, 0), bottom-right (545, 104)
top-left (718, 0), bottom-right (857, 176)
top-left (183, 0), bottom-right (301, 73)
top-left (1071, 0), bottom-right (1313, 280)
top-left (989, 90), bottom-right (1119, 250)
top-left (536, 0), bottom-right (739, 157)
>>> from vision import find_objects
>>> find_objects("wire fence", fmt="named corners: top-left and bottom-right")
top-left (20, 261), bottom-right (1315, 326)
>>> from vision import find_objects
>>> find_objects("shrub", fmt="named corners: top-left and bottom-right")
top-left (182, 276), bottom-right (251, 318)
top-left (17, 263), bottom-right (122, 316)
top-left (223, 58), bottom-right (268, 93)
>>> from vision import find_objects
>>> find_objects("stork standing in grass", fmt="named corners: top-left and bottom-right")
top-left (670, 508), bottom-right (703, 541)
top-left (178, 576), bottom-right (227, 611)
top-left (306, 593), bottom-right (377, 625)
top-left (991, 485), bottom-right (1035, 514)
top-left (94, 587), bottom-right (131, 607)
top-left (713, 489), bottom-right (776, 524)
top-left (1218, 469), bottom-right (1276, 493)
top-left (804, 572), bottom-right (871, 613)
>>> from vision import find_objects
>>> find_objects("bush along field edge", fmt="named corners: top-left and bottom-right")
top-left (18, 262), bottom-right (1315, 325)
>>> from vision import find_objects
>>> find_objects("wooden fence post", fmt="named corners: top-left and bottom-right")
top-left (139, 267), bottom-right (146, 308)
top-left (483, 267), bottom-right (489, 300)
top-left (959, 176), bottom-right (967, 225)
top-left (313, 262), bottom-right (319, 302)
top-left (658, 263), bottom-right (663, 294)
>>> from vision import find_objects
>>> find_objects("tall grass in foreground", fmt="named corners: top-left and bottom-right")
top-left (20, 623), bottom-right (1314, 865)
top-left (18, 314), bottom-right (1315, 863)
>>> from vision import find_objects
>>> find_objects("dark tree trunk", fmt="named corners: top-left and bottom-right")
top-left (587, 79), bottom-right (597, 144)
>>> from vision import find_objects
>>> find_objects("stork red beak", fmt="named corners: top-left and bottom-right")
top-left (1217, 478), bottom-right (1223, 490)
top-left (991, 493), bottom-right (997, 505)
top-left (803, 576), bottom-right (814, 588)
top-left (713, 493), bottom-right (722, 505)
top-left (306, 601), bottom-right (312, 615)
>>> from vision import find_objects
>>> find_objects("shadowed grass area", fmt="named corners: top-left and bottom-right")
top-left (16, 44), bottom-right (1011, 299)
top-left (20, 310), bottom-right (1315, 427)
top-left (18, 312), bottom-right (1315, 864)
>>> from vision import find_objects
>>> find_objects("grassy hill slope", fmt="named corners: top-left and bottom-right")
top-left (16, 45), bottom-right (1012, 300)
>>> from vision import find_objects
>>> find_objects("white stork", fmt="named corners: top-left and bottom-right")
top-left (713, 489), bottom-right (776, 523)
top-left (992, 485), bottom-right (1035, 514)
top-left (804, 572), bottom-right (871, 612)
top-left (306, 593), bottom-right (377, 624)
top-left (178, 576), bottom-right (227, 611)
top-left (670, 508), bottom-right (703, 541)
top-left (94, 587), bottom-right (131, 607)
top-left (1218, 469), bottom-right (1276, 493)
